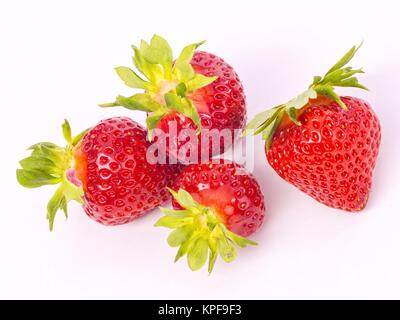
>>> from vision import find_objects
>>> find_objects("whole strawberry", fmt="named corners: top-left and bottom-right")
top-left (245, 44), bottom-right (381, 212)
top-left (155, 160), bottom-right (265, 273)
top-left (17, 117), bottom-right (180, 230)
top-left (101, 35), bottom-right (246, 164)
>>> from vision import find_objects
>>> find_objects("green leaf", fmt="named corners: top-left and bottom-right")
top-left (114, 66), bottom-right (151, 90)
top-left (286, 107), bottom-right (301, 126)
top-left (208, 228), bottom-right (219, 274)
top-left (119, 93), bottom-right (161, 111)
top-left (142, 35), bottom-right (173, 79)
top-left (164, 93), bottom-right (202, 132)
top-left (310, 42), bottom-right (366, 95)
top-left (28, 142), bottom-right (58, 150)
top-left (154, 215), bottom-right (193, 229)
top-left (155, 188), bottom-right (258, 272)
top-left (321, 67), bottom-right (365, 86)
top-left (175, 236), bottom-right (194, 262)
top-left (285, 88), bottom-right (317, 110)
top-left (18, 120), bottom-right (85, 231)
top-left (159, 207), bottom-right (193, 218)
top-left (100, 94), bottom-right (161, 112)
top-left (132, 45), bottom-right (163, 84)
top-left (187, 236), bottom-right (209, 271)
top-left (320, 67), bottom-right (347, 84)
top-left (62, 119), bottom-right (72, 144)
top-left (325, 42), bottom-right (363, 75)
top-left (102, 36), bottom-right (216, 129)
top-left (314, 84), bottom-right (348, 110)
top-left (60, 196), bottom-right (68, 219)
top-left (47, 181), bottom-right (83, 231)
top-left (146, 107), bottom-right (170, 140)
top-left (172, 41), bottom-right (204, 82)
top-left (140, 39), bottom-right (150, 52)
top-left (174, 62), bottom-right (195, 83)
top-left (186, 74), bottom-right (217, 92)
top-left (62, 179), bottom-right (84, 203)
top-left (167, 187), bottom-right (179, 199)
top-left (184, 99), bottom-right (202, 133)
top-left (71, 127), bottom-right (91, 146)
top-left (45, 179), bottom-right (83, 231)
top-left (164, 92), bottom-right (185, 113)
top-left (29, 143), bottom-right (65, 164)
top-left (167, 225), bottom-right (194, 247)
top-left (224, 228), bottom-right (257, 248)
top-left (47, 186), bottom-right (65, 231)
top-left (174, 41), bottom-right (205, 69)
top-left (245, 43), bottom-right (367, 146)
top-left (312, 75), bottom-right (322, 85)
top-left (263, 113), bottom-right (283, 149)
top-left (16, 169), bottom-right (60, 188)
top-left (171, 188), bottom-right (199, 209)
top-left (20, 134), bottom-right (70, 174)
top-left (244, 99), bottom-right (286, 146)
top-left (243, 105), bottom-right (284, 142)
top-left (176, 82), bottom-right (187, 97)
top-left (340, 68), bottom-right (365, 79)
top-left (335, 77), bottom-right (368, 90)
top-left (217, 236), bottom-right (237, 263)
top-left (19, 156), bottom-right (58, 174)
top-left (242, 108), bottom-right (277, 136)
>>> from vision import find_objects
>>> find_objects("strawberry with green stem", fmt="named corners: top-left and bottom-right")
top-left (17, 117), bottom-right (180, 230)
top-left (244, 44), bottom-right (381, 212)
top-left (17, 121), bottom-right (88, 230)
top-left (155, 160), bottom-right (265, 273)
top-left (101, 35), bottom-right (247, 163)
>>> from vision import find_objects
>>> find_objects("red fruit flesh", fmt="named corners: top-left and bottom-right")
top-left (267, 96), bottom-right (381, 212)
top-left (190, 51), bottom-right (247, 130)
top-left (154, 51), bottom-right (246, 163)
top-left (171, 160), bottom-right (265, 237)
top-left (74, 117), bottom-right (180, 225)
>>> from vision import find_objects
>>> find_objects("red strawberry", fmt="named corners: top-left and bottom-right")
top-left (155, 160), bottom-right (265, 273)
top-left (100, 35), bottom-right (246, 164)
top-left (244, 44), bottom-right (381, 212)
top-left (17, 117), bottom-right (180, 230)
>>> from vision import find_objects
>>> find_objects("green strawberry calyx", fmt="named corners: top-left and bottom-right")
top-left (99, 35), bottom-right (218, 140)
top-left (155, 188), bottom-right (257, 274)
top-left (16, 120), bottom-right (90, 231)
top-left (243, 42), bottom-right (368, 149)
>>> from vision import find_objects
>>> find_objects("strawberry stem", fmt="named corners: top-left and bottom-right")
top-left (244, 43), bottom-right (368, 146)
top-left (100, 35), bottom-right (218, 140)
top-left (16, 120), bottom-right (89, 231)
top-left (155, 188), bottom-right (257, 274)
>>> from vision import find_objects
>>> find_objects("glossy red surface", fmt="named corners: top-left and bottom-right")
top-left (154, 51), bottom-right (247, 163)
top-left (74, 117), bottom-right (181, 225)
top-left (171, 160), bottom-right (266, 237)
top-left (267, 96), bottom-right (381, 211)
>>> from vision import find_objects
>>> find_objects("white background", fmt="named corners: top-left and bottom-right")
top-left (1, 0), bottom-right (400, 299)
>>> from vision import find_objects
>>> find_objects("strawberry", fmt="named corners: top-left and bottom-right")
top-left (155, 160), bottom-right (265, 273)
top-left (244, 44), bottom-right (381, 212)
top-left (100, 35), bottom-right (246, 164)
top-left (17, 117), bottom-right (180, 230)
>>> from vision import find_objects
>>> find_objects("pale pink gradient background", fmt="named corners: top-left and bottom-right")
top-left (1, 0), bottom-right (399, 299)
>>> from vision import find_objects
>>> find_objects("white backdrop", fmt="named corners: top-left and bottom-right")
top-left (1, 0), bottom-right (400, 299)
